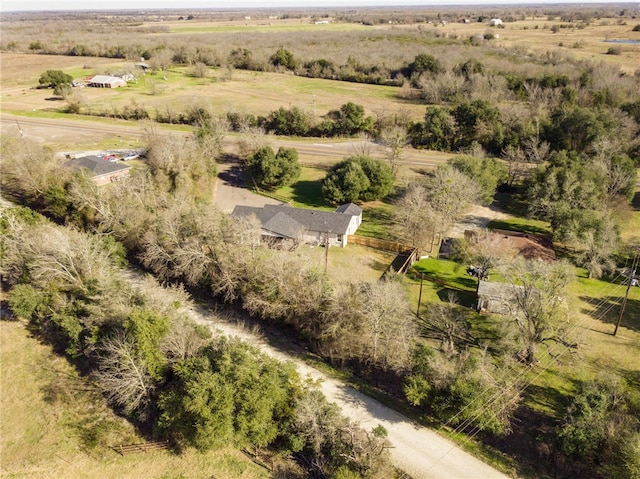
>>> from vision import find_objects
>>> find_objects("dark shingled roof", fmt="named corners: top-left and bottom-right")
top-left (67, 155), bottom-right (130, 177)
top-left (335, 202), bottom-right (362, 216)
top-left (232, 204), bottom-right (355, 239)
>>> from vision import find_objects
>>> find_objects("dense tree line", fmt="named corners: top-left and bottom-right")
top-left (1, 206), bottom-right (396, 478)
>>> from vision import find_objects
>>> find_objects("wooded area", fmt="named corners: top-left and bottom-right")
top-left (2, 4), bottom-right (640, 479)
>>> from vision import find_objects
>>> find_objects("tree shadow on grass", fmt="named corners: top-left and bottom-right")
top-left (412, 266), bottom-right (478, 293)
top-left (435, 287), bottom-right (476, 308)
top-left (579, 295), bottom-right (640, 332)
top-left (290, 180), bottom-right (327, 207)
top-left (632, 191), bottom-right (640, 211)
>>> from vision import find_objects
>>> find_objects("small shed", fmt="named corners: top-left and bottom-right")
top-left (87, 75), bottom-right (127, 88)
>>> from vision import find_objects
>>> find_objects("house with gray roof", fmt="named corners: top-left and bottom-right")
top-left (232, 203), bottom-right (362, 247)
top-left (66, 155), bottom-right (131, 185)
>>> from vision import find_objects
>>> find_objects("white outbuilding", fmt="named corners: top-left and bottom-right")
top-left (87, 75), bottom-right (127, 88)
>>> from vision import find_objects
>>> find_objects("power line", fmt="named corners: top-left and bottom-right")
top-left (423, 267), bottom-right (633, 474)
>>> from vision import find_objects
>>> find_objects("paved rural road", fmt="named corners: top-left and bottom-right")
top-left (0, 113), bottom-right (449, 169)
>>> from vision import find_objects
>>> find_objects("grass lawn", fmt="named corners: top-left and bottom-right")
top-left (0, 320), bottom-right (270, 479)
top-left (357, 202), bottom-right (395, 240)
top-left (275, 167), bottom-right (330, 209)
top-left (407, 257), bottom-right (478, 310)
top-left (487, 218), bottom-right (552, 236)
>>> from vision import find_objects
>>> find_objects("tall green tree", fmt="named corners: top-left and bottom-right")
top-left (452, 100), bottom-right (504, 153)
top-left (245, 145), bottom-right (301, 191)
top-left (408, 106), bottom-right (456, 151)
top-left (38, 69), bottom-right (73, 88)
top-left (265, 106), bottom-right (310, 136)
top-left (322, 156), bottom-right (393, 204)
top-left (270, 47), bottom-right (297, 70)
top-left (333, 102), bottom-right (374, 136)
top-left (158, 338), bottom-right (300, 450)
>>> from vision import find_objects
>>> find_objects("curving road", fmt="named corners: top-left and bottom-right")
top-left (179, 302), bottom-right (513, 479)
top-left (4, 112), bottom-right (514, 478)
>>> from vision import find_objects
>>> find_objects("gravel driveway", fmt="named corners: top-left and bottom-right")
top-left (214, 158), bottom-right (282, 213)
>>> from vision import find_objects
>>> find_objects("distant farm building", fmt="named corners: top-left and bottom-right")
top-left (87, 75), bottom-right (127, 88)
top-left (66, 155), bottom-right (131, 185)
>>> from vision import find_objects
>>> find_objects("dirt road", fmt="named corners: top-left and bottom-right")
top-left (178, 304), bottom-right (512, 479)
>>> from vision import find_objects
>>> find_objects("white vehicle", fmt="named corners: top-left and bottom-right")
top-left (122, 153), bottom-right (139, 161)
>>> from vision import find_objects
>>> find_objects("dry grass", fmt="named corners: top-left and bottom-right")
top-left (0, 320), bottom-right (270, 479)
top-left (299, 243), bottom-right (396, 283)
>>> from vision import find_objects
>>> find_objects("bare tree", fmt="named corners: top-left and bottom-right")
top-left (460, 229), bottom-right (518, 287)
top-left (425, 165), bottom-right (480, 236)
top-left (361, 279), bottom-right (416, 372)
top-left (523, 136), bottom-right (550, 165)
top-left (499, 258), bottom-right (576, 364)
top-left (94, 330), bottom-right (155, 417)
top-left (350, 132), bottom-right (373, 157)
top-left (161, 315), bottom-right (211, 361)
top-left (0, 136), bottom-right (61, 200)
top-left (393, 183), bottom-right (438, 250)
top-left (501, 144), bottom-right (527, 186)
top-left (379, 125), bottom-right (407, 176)
top-left (417, 298), bottom-right (477, 356)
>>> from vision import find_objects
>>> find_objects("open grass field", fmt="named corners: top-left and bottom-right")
top-left (165, 20), bottom-right (372, 35)
top-left (0, 320), bottom-right (271, 479)
top-left (0, 53), bottom-right (426, 123)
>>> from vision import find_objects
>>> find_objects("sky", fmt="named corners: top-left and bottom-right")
top-left (2, 0), bottom-right (634, 13)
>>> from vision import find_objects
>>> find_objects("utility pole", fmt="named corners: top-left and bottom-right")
top-left (416, 273), bottom-right (424, 318)
top-left (614, 255), bottom-right (638, 336)
top-left (324, 229), bottom-right (329, 274)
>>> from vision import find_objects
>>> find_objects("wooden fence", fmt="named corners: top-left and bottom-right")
top-left (112, 440), bottom-right (170, 455)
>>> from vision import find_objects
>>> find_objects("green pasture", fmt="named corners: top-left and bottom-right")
top-left (39, 64), bottom-right (422, 122)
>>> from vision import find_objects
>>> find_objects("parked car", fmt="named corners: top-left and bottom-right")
top-left (122, 153), bottom-right (139, 161)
